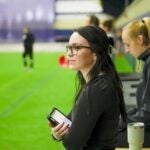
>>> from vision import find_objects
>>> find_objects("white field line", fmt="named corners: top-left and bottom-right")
top-left (0, 42), bottom-right (67, 52)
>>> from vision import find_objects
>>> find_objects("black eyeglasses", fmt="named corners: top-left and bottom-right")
top-left (66, 45), bottom-right (91, 55)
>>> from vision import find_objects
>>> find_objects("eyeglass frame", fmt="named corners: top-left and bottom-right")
top-left (66, 44), bottom-right (91, 55)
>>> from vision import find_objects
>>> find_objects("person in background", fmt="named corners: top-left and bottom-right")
top-left (115, 28), bottom-right (124, 54)
top-left (22, 26), bottom-right (35, 71)
top-left (85, 14), bottom-right (100, 27)
top-left (101, 20), bottom-right (116, 60)
top-left (48, 26), bottom-right (126, 150)
top-left (117, 17), bottom-right (150, 147)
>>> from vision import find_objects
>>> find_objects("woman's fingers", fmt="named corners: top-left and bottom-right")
top-left (59, 127), bottom-right (69, 137)
top-left (52, 123), bottom-right (69, 139)
top-left (49, 121), bottom-right (70, 140)
top-left (56, 124), bottom-right (69, 135)
top-left (53, 123), bottom-right (64, 132)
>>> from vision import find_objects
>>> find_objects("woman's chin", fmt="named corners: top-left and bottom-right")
top-left (68, 65), bottom-right (77, 70)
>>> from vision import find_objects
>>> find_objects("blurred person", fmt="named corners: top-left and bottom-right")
top-left (22, 26), bottom-right (35, 70)
top-left (101, 19), bottom-right (115, 47)
top-left (117, 17), bottom-right (150, 147)
top-left (85, 14), bottom-right (100, 27)
top-left (101, 20), bottom-right (116, 60)
top-left (115, 28), bottom-right (124, 54)
top-left (48, 26), bottom-right (127, 150)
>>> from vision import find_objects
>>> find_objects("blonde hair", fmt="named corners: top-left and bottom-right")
top-left (142, 17), bottom-right (150, 39)
top-left (123, 17), bottom-right (150, 46)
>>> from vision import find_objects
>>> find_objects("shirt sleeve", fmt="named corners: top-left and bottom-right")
top-left (128, 63), bottom-right (150, 124)
top-left (142, 65), bottom-right (150, 106)
top-left (62, 82), bottom-right (112, 150)
top-left (140, 65), bottom-right (150, 123)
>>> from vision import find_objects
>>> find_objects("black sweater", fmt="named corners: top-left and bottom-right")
top-left (23, 32), bottom-right (34, 50)
top-left (62, 75), bottom-right (120, 150)
top-left (128, 48), bottom-right (150, 127)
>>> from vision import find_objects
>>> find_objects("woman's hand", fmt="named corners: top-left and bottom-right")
top-left (48, 122), bottom-right (69, 140)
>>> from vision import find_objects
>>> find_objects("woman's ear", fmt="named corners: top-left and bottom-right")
top-left (137, 35), bottom-right (144, 46)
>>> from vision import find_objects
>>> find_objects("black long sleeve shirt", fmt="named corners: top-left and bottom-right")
top-left (128, 48), bottom-right (150, 127)
top-left (62, 75), bottom-right (120, 150)
top-left (22, 32), bottom-right (34, 51)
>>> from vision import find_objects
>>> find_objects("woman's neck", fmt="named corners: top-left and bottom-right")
top-left (144, 44), bottom-right (150, 51)
top-left (82, 71), bottom-right (89, 83)
top-left (80, 62), bottom-right (96, 83)
top-left (81, 67), bottom-right (92, 83)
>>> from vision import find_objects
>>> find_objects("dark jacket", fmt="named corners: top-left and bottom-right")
top-left (128, 48), bottom-right (150, 128)
top-left (62, 75), bottom-right (120, 150)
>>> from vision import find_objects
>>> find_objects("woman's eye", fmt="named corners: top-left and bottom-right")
top-left (75, 46), bottom-right (81, 50)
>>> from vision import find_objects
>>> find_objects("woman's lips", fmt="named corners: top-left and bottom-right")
top-left (69, 59), bottom-right (75, 62)
top-left (68, 60), bottom-right (75, 64)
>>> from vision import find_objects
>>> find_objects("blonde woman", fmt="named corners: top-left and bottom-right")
top-left (117, 17), bottom-right (150, 147)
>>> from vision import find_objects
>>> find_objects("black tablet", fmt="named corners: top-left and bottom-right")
top-left (47, 108), bottom-right (72, 127)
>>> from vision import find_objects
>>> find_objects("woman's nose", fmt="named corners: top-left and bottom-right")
top-left (67, 50), bottom-right (74, 57)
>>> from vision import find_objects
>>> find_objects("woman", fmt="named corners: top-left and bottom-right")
top-left (117, 17), bottom-right (150, 147)
top-left (49, 26), bottom-right (126, 150)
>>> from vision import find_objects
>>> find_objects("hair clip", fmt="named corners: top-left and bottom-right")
top-left (141, 19), bottom-right (145, 24)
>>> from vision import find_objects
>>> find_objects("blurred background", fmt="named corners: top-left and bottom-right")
top-left (0, 0), bottom-right (149, 149)
top-left (0, 0), bottom-right (149, 42)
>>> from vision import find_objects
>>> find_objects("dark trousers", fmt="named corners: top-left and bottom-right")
top-left (23, 48), bottom-right (33, 68)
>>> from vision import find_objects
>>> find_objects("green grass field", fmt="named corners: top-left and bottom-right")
top-left (0, 52), bottom-right (132, 150)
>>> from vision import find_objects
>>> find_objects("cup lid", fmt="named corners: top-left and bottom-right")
top-left (128, 122), bottom-right (144, 127)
